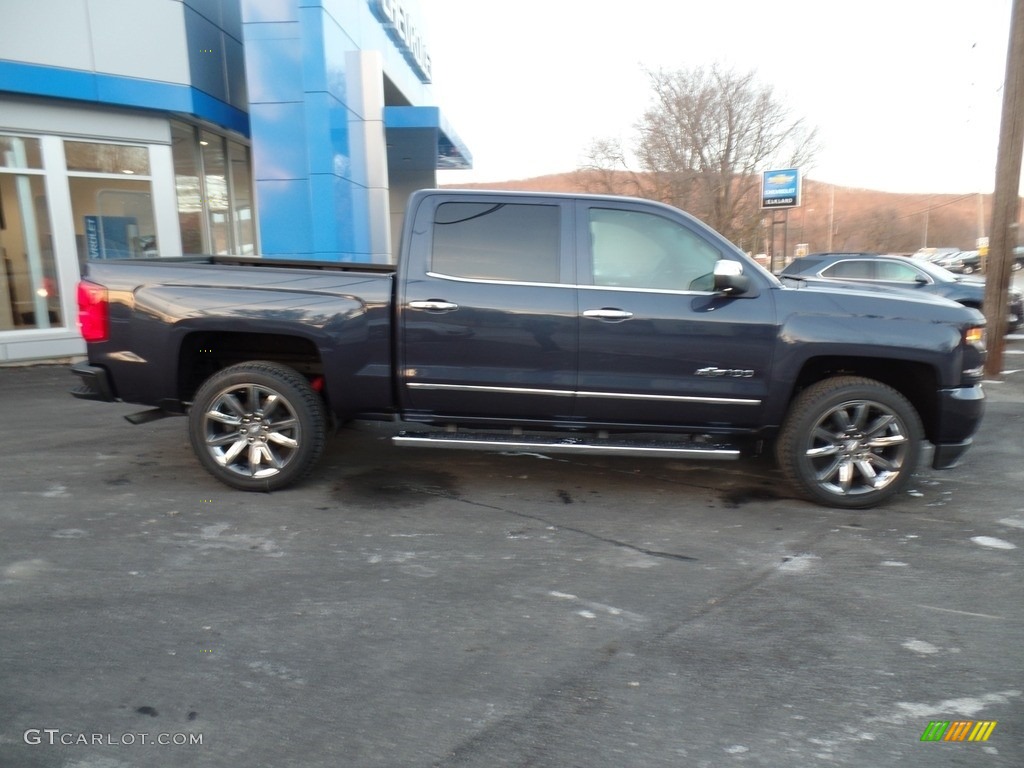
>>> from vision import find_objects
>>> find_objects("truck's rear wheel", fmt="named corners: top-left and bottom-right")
top-left (776, 376), bottom-right (922, 509)
top-left (188, 362), bottom-right (325, 491)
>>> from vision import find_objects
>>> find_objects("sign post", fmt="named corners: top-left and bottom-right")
top-left (761, 169), bottom-right (801, 272)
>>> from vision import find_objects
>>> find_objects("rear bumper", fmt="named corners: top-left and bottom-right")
top-left (930, 384), bottom-right (985, 469)
top-left (70, 361), bottom-right (116, 402)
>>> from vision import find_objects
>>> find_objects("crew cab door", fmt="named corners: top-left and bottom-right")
top-left (572, 200), bottom-right (776, 429)
top-left (397, 194), bottom-right (578, 422)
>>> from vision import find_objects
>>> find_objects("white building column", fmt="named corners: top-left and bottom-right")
top-left (346, 50), bottom-right (392, 263)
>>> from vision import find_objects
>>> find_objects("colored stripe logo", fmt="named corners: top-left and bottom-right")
top-left (920, 720), bottom-right (997, 742)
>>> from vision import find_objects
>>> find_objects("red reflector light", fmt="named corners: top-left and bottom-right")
top-left (77, 281), bottom-right (108, 342)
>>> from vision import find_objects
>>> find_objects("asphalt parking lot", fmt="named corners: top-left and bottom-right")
top-left (1, 347), bottom-right (1023, 768)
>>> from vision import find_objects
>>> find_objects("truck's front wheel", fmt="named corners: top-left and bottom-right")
top-left (188, 362), bottom-right (326, 491)
top-left (776, 376), bottom-right (923, 509)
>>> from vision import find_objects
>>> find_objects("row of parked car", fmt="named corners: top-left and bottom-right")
top-left (913, 245), bottom-right (1024, 275)
top-left (777, 250), bottom-right (1023, 333)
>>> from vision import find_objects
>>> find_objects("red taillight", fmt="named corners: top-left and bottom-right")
top-left (77, 281), bottom-right (108, 342)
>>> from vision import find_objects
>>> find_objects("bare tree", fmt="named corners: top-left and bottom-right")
top-left (583, 64), bottom-right (819, 247)
top-left (574, 138), bottom-right (645, 197)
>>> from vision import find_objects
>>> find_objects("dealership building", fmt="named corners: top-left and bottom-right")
top-left (0, 0), bottom-right (469, 362)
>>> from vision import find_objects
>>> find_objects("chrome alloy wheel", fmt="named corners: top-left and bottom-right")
top-left (200, 382), bottom-right (302, 480)
top-left (777, 376), bottom-right (924, 508)
top-left (803, 398), bottom-right (910, 498)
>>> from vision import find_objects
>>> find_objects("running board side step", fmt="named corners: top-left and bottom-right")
top-left (392, 432), bottom-right (741, 460)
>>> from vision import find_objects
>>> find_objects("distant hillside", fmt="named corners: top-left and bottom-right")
top-left (443, 173), bottom-right (1012, 256)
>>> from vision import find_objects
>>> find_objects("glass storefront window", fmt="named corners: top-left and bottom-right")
top-left (229, 141), bottom-right (255, 254)
top-left (0, 126), bottom-right (244, 348)
top-left (69, 178), bottom-right (156, 262)
top-left (0, 172), bottom-right (61, 330)
top-left (201, 131), bottom-right (230, 255)
top-left (65, 141), bottom-right (150, 176)
top-left (171, 122), bottom-right (203, 255)
top-left (171, 122), bottom-right (255, 256)
top-left (0, 136), bottom-right (42, 169)
top-left (66, 139), bottom-right (158, 263)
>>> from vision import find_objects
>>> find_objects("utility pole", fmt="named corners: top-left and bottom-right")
top-left (985, 0), bottom-right (1024, 377)
top-left (827, 185), bottom-right (834, 251)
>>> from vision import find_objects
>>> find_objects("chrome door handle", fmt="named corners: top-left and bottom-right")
top-left (409, 300), bottom-right (459, 312)
top-left (583, 308), bottom-right (634, 321)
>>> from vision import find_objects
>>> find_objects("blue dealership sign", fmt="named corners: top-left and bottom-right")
top-left (84, 215), bottom-right (138, 259)
top-left (761, 168), bottom-right (801, 209)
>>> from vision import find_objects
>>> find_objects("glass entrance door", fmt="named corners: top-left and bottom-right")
top-left (0, 136), bottom-right (60, 331)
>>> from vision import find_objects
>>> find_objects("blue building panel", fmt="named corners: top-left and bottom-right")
top-left (343, 179), bottom-right (373, 257)
top-left (0, 60), bottom-right (247, 136)
top-left (305, 4), bottom-right (359, 102)
top-left (189, 89), bottom-right (250, 136)
top-left (237, 20), bottom-right (302, 42)
top-left (95, 76), bottom-right (194, 114)
top-left (249, 102), bottom-right (309, 180)
top-left (318, 0), bottom-right (366, 36)
top-left (234, 0), bottom-right (469, 260)
top-left (225, 35), bottom-right (249, 109)
top-left (302, 91), bottom-right (354, 178)
top-left (0, 60), bottom-right (101, 102)
top-left (185, 6), bottom-right (231, 103)
top-left (244, 36), bottom-right (306, 104)
top-left (253, 179), bottom-right (314, 256)
top-left (385, 105), bottom-right (471, 170)
top-left (309, 173), bottom-right (368, 257)
top-left (185, 0), bottom-right (244, 40)
top-left (239, 0), bottom-right (300, 24)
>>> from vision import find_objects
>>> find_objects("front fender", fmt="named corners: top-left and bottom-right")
top-left (761, 287), bottom-right (976, 427)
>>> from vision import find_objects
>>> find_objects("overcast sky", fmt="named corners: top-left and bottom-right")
top-left (419, 0), bottom-right (1015, 195)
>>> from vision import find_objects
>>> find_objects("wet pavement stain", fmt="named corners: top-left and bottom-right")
top-left (334, 468), bottom-right (460, 508)
top-left (720, 486), bottom-right (782, 508)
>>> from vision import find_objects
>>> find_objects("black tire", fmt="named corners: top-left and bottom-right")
top-left (775, 376), bottom-right (923, 509)
top-left (188, 361), bottom-right (326, 491)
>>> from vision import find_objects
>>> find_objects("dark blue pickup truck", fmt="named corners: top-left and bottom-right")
top-left (71, 190), bottom-right (987, 508)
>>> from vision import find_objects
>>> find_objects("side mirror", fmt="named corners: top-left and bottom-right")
top-left (713, 260), bottom-right (750, 295)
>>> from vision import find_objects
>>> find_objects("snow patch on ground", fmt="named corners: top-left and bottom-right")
top-left (902, 639), bottom-right (940, 655)
top-left (971, 536), bottom-right (1016, 550)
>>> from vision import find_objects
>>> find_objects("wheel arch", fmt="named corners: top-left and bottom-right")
top-left (178, 331), bottom-right (323, 405)
top-left (787, 355), bottom-right (940, 443)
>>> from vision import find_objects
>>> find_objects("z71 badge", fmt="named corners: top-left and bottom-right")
top-left (695, 367), bottom-right (755, 378)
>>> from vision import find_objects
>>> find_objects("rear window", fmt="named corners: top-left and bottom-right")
top-left (822, 261), bottom-right (874, 279)
top-left (430, 202), bottom-right (560, 283)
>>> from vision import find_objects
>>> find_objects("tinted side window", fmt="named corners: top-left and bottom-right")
top-left (823, 261), bottom-right (874, 279)
top-left (588, 208), bottom-right (720, 291)
top-left (431, 202), bottom-right (560, 283)
top-left (875, 260), bottom-right (927, 282)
